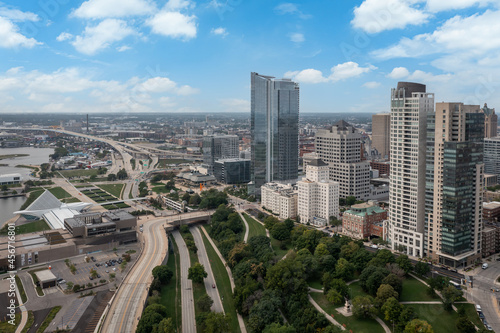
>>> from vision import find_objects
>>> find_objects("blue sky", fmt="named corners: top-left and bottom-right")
top-left (0, 0), bottom-right (499, 114)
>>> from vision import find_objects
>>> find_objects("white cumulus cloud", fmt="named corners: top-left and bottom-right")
top-left (0, 7), bottom-right (39, 22)
top-left (352, 0), bottom-right (429, 33)
top-left (0, 16), bottom-right (41, 48)
top-left (285, 62), bottom-right (376, 84)
top-left (211, 27), bottom-right (228, 37)
top-left (425, 0), bottom-right (497, 12)
top-left (56, 32), bottom-right (73, 42)
top-left (387, 67), bottom-right (410, 79)
top-left (71, 19), bottom-right (136, 55)
top-left (147, 10), bottom-right (197, 40)
top-left (71, 0), bottom-right (156, 19)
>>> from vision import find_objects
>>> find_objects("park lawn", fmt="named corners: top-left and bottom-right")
top-left (160, 236), bottom-right (181, 332)
top-left (0, 314), bottom-right (20, 333)
top-left (152, 186), bottom-right (171, 194)
top-left (48, 186), bottom-right (71, 199)
top-left (348, 281), bottom-right (368, 299)
top-left (455, 303), bottom-right (486, 330)
top-left (97, 184), bottom-right (124, 199)
top-left (310, 292), bottom-right (384, 333)
top-left (61, 197), bottom-right (81, 203)
top-left (200, 228), bottom-right (241, 333)
top-left (400, 277), bottom-right (439, 302)
top-left (59, 169), bottom-right (98, 178)
top-left (19, 189), bottom-right (44, 210)
top-left (405, 304), bottom-right (459, 333)
top-left (270, 237), bottom-right (292, 260)
top-left (0, 220), bottom-right (50, 236)
top-left (243, 213), bottom-right (267, 239)
top-left (308, 277), bottom-right (323, 290)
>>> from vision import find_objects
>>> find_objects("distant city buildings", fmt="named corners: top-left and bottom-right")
top-left (371, 113), bottom-right (390, 159)
top-left (387, 82), bottom-right (433, 258)
top-left (315, 120), bottom-right (370, 200)
top-left (481, 103), bottom-right (497, 138)
top-left (250, 72), bottom-right (299, 193)
top-left (425, 102), bottom-right (484, 267)
top-left (297, 158), bottom-right (339, 226)
top-left (484, 137), bottom-right (500, 179)
top-left (261, 183), bottom-right (297, 219)
top-left (202, 134), bottom-right (239, 174)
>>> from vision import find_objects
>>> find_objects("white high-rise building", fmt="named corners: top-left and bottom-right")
top-left (298, 158), bottom-right (339, 226)
top-left (388, 82), bottom-right (434, 257)
top-left (261, 183), bottom-right (297, 219)
top-left (315, 120), bottom-right (370, 199)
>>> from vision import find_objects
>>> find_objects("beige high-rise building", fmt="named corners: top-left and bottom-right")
top-left (315, 120), bottom-right (370, 200)
top-left (425, 103), bottom-right (483, 267)
top-left (481, 103), bottom-right (497, 138)
top-left (387, 82), bottom-right (433, 258)
top-left (372, 113), bottom-right (390, 159)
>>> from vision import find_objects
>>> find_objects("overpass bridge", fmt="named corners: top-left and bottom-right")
top-left (163, 210), bottom-right (213, 232)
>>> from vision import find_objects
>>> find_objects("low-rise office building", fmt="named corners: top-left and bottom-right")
top-left (64, 211), bottom-right (136, 238)
top-left (342, 201), bottom-right (387, 239)
top-left (0, 173), bottom-right (22, 185)
top-left (213, 158), bottom-right (251, 184)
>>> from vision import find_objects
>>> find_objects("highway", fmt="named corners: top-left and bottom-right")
top-left (102, 218), bottom-right (168, 333)
top-left (190, 226), bottom-right (224, 313)
top-left (172, 230), bottom-right (197, 333)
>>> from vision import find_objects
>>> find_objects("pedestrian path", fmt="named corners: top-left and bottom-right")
top-left (308, 295), bottom-right (345, 330)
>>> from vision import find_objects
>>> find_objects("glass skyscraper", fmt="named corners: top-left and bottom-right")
top-left (251, 72), bottom-right (299, 193)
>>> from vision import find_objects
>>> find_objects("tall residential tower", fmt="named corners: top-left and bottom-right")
top-left (372, 113), bottom-right (391, 159)
top-left (251, 72), bottom-right (299, 192)
top-left (388, 82), bottom-right (434, 257)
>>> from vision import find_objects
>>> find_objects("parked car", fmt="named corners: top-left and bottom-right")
top-left (483, 263), bottom-right (489, 269)
top-left (476, 304), bottom-right (482, 312)
top-left (478, 312), bottom-right (485, 320)
top-left (89, 276), bottom-right (94, 280)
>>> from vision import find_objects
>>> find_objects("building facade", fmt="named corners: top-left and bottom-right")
top-left (203, 135), bottom-right (239, 174)
top-left (484, 137), bottom-right (500, 178)
top-left (388, 82), bottom-right (434, 257)
top-left (342, 201), bottom-right (387, 239)
top-left (297, 158), bottom-right (339, 226)
top-left (372, 113), bottom-right (391, 159)
top-left (261, 183), bottom-right (297, 219)
top-left (370, 161), bottom-right (390, 177)
top-left (251, 72), bottom-right (299, 193)
top-left (482, 103), bottom-right (497, 138)
top-left (482, 227), bottom-right (496, 258)
top-left (213, 158), bottom-right (251, 184)
top-left (425, 102), bottom-right (483, 267)
top-left (315, 120), bottom-right (370, 199)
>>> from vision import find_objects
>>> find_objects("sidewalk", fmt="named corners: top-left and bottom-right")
top-left (308, 295), bottom-right (345, 330)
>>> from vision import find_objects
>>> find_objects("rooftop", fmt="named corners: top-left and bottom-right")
top-left (35, 269), bottom-right (57, 282)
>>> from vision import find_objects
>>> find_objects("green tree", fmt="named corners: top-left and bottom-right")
top-left (381, 297), bottom-right (402, 323)
top-left (326, 289), bottom-right (343, 304)
top-left (271, 222), bottom-right (291, 242)
top-left (189, 193), bottom-right (201, 206)
top-left (396, 255), bottom-right (413, 275)
top-left (152, 265), bottom-right (173, 284)
top-left (352, 295), bottom-right (376, 318)
top-left (205, 312), bottom-right (231, 333)
top-left (456, 316), bottom-right (476, 333)
top-left (376, 284), bottom-right (399, 307)
top-left (188, 262), bottom-right (207, 283)
top-left (264, 215), bottom-right (280, 230)
top-left (382, 274), bottom-right (403, 295)
top-left (182, 192), bottom-right (191, 202)
top-left (248, 293), bottom-right (283, 332)
top-left (441, 285), bottom-right (463, 311)
top-left (335, 258), bottom-right (355, 281)
top-left (197, 293), bottom-right (213, 312)
top-left (263, 323), bottom-right (297, 333)
top-left (284, 218), bottom-right (295, 231)
top-left (340, 241), bottom-right (360, 260)
top-left (165, 179), bottom-right (176, 191)
top-left (90, 268), bottom-right (98, 279)
top-left (404, 319), bottom-right (434, 333)
top-left (314, 243), bottom-right (329, 258)
top-left (397, 307), bottom-right (417, 332)
top-left (117, 168), bottom-right (128, 180)
top-left (157, 318), bottom-right (175, 333)
top-left (415, 262), bottom-right (431, 276)
top-left (428, 276), bottom-right (449, 291)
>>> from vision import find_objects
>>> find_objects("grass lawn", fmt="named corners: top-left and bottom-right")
top-left (48, 186), bottom-right (71, 199)
top-left (16, 275), bottom-right (27, 303)
top-left (151, 186), bottom-right (171, 194)
top-left (28, 268), bottom-right (47, 296)
top-left (61, 197), bottom-right (81, 203)
top-left (400, 277), bottom-right (439, 302)
top-left (200, 228), bottom-right (241, 333)
top-left (59, 169), bottom-right (98, 178)
top-left (1, 220), bottom-right (51, 236)
top-left (243, 213), bottom-right (266, 239)
top-left (308, 277), bottom-right (323, 290)
top-left (270, 237), bottom-right (292, 260)
top-left (160, 236), bottom-right (181, 332)
top-left (455, 303), bottom-right (486, 330)
top-left (310, 292), bottom-right (384, 333)
top-left (97, 184), bottom-right (124, 199)
top-left (348, 281), bottom-right (368, 299)
top-left (37, 306), bottom-right (61, 333)
top-left (405, 304), bottom-right (459, 333)
top-left (0, 314), bottom-right (20, 333)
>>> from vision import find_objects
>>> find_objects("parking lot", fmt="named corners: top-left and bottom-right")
top-left (49, 247), bottom-right (137, 289)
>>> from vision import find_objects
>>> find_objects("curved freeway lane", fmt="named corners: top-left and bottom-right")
top-left (102, 218), bottom-right (168, 333)
top-left (191, 226), bottom-right (224, 313)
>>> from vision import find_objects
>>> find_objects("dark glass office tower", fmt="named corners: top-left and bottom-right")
top-left (251, 72), bottom-right (299, 193)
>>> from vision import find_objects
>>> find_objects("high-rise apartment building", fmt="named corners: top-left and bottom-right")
top-left (315, 120), bottom-right (370, 199)
top-left (203, 135), bottom-right (239, 174)
top-left (425, 103), bottom-right (483, 267)
top-left (482, 103), bottom-right (497, 138)
top-left (387, 82), bottom-right (434, 257)
top-left (297, 158), bottom-right (339, 226)
top-left (251, 72), bottom-right (299, 192)
top-left (484, 137), bottom-right (500, 178)
top-left (372, 113), bottom-right (391, 159)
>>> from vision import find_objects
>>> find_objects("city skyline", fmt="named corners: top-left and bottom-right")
top-left (0, 0), bottom-right (499, 114)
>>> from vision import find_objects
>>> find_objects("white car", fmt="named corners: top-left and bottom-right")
top-left (476, 304), bottom-right (482, 312)
top-left (371, 244), bottom-right (378, 249)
